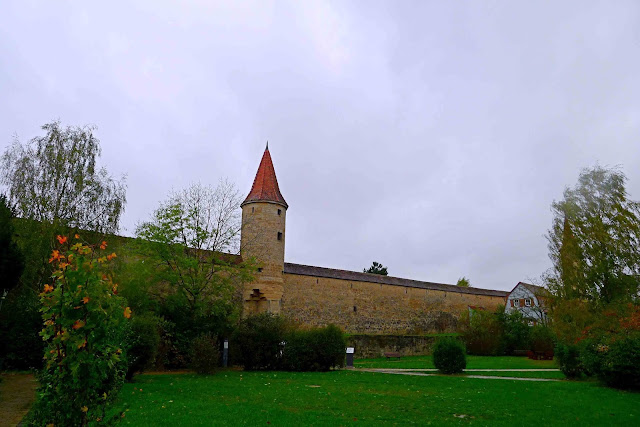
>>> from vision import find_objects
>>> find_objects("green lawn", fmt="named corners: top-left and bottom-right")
top-left (355, 355), bottom-right (556, 370)
top-left (114, 370), bottom-right (639, 426)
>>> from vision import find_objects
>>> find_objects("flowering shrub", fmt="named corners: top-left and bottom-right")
top-left (30, 236), bottom-right (130, 425)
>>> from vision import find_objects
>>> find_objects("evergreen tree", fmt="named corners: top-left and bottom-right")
top-left (364, 261), bottom-right (388, 275)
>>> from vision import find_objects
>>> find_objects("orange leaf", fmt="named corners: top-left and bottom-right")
top-left (124, 307), bottom-right (132, 319)
top-left (82, 297), bottom-right (90, 304)
top-left (74, 234), bottom-right (80, 239)
top-left (100, 241), bottom-right (107, 250)
top-left (56, 235), bottom-right (68, 244)
top-left (43, 284), bottom-right (54, 293)
top-left (72, 320), bottom-right (85, 330)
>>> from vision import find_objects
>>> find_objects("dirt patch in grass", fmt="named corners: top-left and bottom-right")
top-left (0, 373), bottom-right (38, 427)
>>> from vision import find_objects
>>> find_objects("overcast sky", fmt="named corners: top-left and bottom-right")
top-left (1, 1), bottom-right (639, 291)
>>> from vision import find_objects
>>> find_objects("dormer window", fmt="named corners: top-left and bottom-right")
top-left (277, 232), bottom-right (282, 241)
top-left (513, 299), bottom-right (520, 307)
top-left (525, 298), bottom-right (532, 307)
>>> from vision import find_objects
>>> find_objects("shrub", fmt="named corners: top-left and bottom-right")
top-left (555, 342), bottom-right (583, 378)
top-left (499, 311), bottom-right (531, 355)
top-left (231, 313), bottom-right (289, 370)
top-left (583, 332), bottom-right (640, 390)
top-left (283, 324), bottom-right (346, 371)
top-left (30, 237), bottom-right (129, 426)
top-left (190, 334), bottom-right (220, 375)
top-left (529, 325), bottom-right (555, 354)
top-left (433, 337), bottom-right (466, 374)
top-left (126, 314), bottom-right (161, 380)
top-left (459, 309), bottom-right (503, 355)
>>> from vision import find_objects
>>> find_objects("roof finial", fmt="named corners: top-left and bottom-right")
top-left (266, 140), bottom-right (269, 150)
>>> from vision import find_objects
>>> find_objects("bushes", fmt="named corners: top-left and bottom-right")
top-left (190, 334), bottom-right (220, 375)
top-left (433, 337), bottom-right (466, 374)
top-left (283, 324), bottom-right (346, 371)
top-left (126, 314), bottom-right (161, 380)
top-left (459, 309), bottom-right (503, 355)
top-left (499, 311), bottom-right (531, 355)
top-left (555, 343), bottom-right (583, 378)
top-left (231, 313), bottom-right (345, 372)
top-left (231, 313), bottom-right (289, 370)
top-left (30, 237), bottom-right (129, 426)
top-left (582, 332), bottom-right (640, 390)
top-left (529, 325), bottom-right (555, 354)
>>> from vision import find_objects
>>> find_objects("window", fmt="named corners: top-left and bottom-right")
top-left (277, 232), bottom-right (282, 241)
top-left (257, 268), bottom-right (263, 273)
top-left (277, 209), bottom-right (281, 216)
top-left (525, 298), bottom-right (532, 307)
top-left (353, 306), bottom-right (357, 312)
top-left (252, 207), bottom-right (254, 213)
top-left (513, 299), bottom-right (520, 307)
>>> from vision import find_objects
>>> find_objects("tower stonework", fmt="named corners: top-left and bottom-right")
top-left (240, 146), bottom-right (288, 315)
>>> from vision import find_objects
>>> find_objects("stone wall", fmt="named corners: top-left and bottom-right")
top-left (281, 272), bottom-right (506, 334)
top-left (346, 334), bottom-right (444, 359)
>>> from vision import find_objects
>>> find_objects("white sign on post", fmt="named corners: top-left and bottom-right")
top-left (346, 347), bottom-right (355, 354)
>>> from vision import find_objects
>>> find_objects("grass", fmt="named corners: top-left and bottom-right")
top-left (355, 355), bottom-right (556, 370)
top-left (114, 370), bottom-right (639, 426)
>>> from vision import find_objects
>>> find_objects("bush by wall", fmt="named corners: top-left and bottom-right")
top-left (459, 309), bottom-right (503, 355)
top-left (582, 332), bottom-right (640, 390)
top-left (190, 334), bottom-right (220, 375)
top-left (283, 324), bottom-right (345, 371)
top-left (126, 314), bottom-right (161, 380)
top-left (231, 313), bottom-right (289, 370)
top-left (433, 337), bottom-right (466, 374)
top-left (499, 311), bottom-right (531, 355)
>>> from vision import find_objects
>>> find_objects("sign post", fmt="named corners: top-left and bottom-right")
top-left (346, 347), bottom-right (354, 368)
top-left (223, 339), bottom-right (229, 368)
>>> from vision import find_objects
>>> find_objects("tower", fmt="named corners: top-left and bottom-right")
top-left (240, 145), bottom-right (288, 315)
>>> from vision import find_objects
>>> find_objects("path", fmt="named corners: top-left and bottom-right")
top-left (358, 368), bottom-right (561, 382)
top-left (0, 373), bottom-right (38, 427)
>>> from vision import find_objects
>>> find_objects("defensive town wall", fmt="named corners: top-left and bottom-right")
top-left (280, 263), bottom-right (508, 335)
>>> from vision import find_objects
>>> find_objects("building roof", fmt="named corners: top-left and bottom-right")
top-left (241, 146), bottom-right (288, 208)
top-left (508, 282), bottom-right (548, 296)
top-left (283, 262), bottom-right (509, 297)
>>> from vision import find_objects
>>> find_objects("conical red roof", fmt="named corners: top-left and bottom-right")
top-left (241, 147), bottom-right (288, 208)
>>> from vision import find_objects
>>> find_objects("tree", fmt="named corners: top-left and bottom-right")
top-left (0, 195), bottom-right (24, 298)
top-left (546, 166), bottom-right (640, 304)
top-left (1, 121), bottom-right (127, 234)
top-left (135, 181), bottom-right (254, 324)
top-left (456, 276), bottom-right (470, 287)
top-left (364, 261), bottom-right (388, 275)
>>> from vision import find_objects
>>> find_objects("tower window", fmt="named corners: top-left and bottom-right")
top-left (277, 232), bottom-right (282, 241)
top-left (353, 306), bottom-right (357, 312)
top-left (277, 209), bottom-right (281, 216)
top-left (257, 268), bottom-right (263, 273)
top-left (252, 207), bottom-right (254, 213)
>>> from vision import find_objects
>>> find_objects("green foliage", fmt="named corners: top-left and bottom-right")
top-left (432, 337), bottom-right (466, 374)
top-left (529, 325), bottom-right (555, 353)
top-left (582, 333), bottom-right (640, 390)
top-left (0, 195), bottom-right (24, 295)
top-left (363, 261), bottom-right (388, 275)
top-left (498, 310), bottom-right (531, 355)
top-left (458, 309), bottom-right (503, 355)
top-left (546, 166), bottom-right (640, 305)
top-left (555, 342), bottom-right (583, 378)
top-left (30, 237), bottom-right (129, 426)
top-left (0, 285), bottom-right (43, 370)
top-left (126, 314), bottom-right (161, 380)
top-left (283, 325), bottom-right (346, 371)
top-left (456, 277), bottom-right (470, 287)
top-left (190, 334), bottom-right (220, 375)
top-left (231, 313), bottom-right (289, 370)
top-left (0, 121), bottom-right (126, 234)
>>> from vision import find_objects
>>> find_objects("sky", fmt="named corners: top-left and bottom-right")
top-left (1, 0), bottom-right (639, 291)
